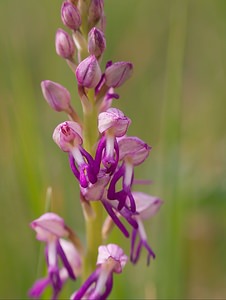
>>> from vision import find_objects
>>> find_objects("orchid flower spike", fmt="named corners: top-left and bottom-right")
top-left (30, 0), bottom-right (162, 298)
top-left (71, 244), bottom-right (127, 300)
top-left (29, 213), bottom-right (82, 299)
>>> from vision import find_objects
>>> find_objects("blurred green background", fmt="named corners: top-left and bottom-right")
top-left (0, 0), bottom-right (226, 299)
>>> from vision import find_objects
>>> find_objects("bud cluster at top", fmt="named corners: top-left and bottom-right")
top-left (30, 1), bottom-right (162, 299)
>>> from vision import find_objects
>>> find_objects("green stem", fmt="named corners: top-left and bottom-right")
top-left (83, 90), bottom-right (98, 152)
top-left (83, 201), bottom-right (103, 280)
top-left (82, 96), bottom-right (103, 281)
top-left (80, 0), bottom-right (91, 38)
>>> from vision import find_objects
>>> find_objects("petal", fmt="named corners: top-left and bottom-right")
top-left (97, 244), bottom-right (128, 273)
top-left (59, 239), bottom-right (82, 277)
top-left (71, 268), bottom-right (100, 300)
top-left (81, 172), bottom-right (110, 201)
top-left (98, 108), bottom-right (131, 136)
top-left (132, 192), bottom-right (163, 219)
top-left (102, 200), bottom-right (130, 238)
top-left (118, 136), bottom-right (151, 165)
top-left (28, 277), bottom-right (50, 298)
top-left (30, 213), bottom-right (69, 241)
top-left (53, 121), bottom-right (83, 152)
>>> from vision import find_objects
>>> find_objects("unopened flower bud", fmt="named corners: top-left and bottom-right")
top-left (88, 27), bottom-right (106, 58)
top-left (105, 61), bottom-right (133, 88)
top-left (76, 55), bottom-right (101, 88)
top-left (88, 0), bottom-right (104, 27)
top-left (55, 28), bottom-right (75, 59)
top-left (41, 80), bottom-right (71, 112)
top-left (61, 1), bottom-right (81, 31)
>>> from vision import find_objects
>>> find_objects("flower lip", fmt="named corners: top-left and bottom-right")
top-left (28, 277), bottom-right (51, 298)
top-left (80, 171), bottom-right (110, 201)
